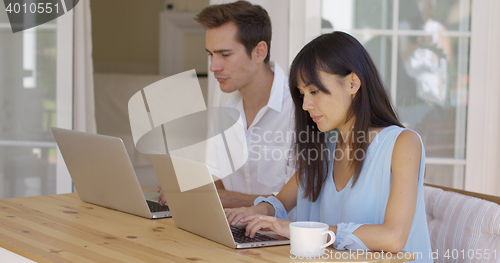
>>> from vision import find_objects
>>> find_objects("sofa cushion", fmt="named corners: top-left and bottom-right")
top-left (424, 185), bottom-right (500, 262)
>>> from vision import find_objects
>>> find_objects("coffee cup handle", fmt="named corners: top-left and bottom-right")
top-left (320, 230), bottom-right (336, 250)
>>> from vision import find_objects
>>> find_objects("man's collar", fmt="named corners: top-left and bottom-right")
top-left (227, 61), bottom-right (285, 112)
top-left (266, 61), bottom-right (285, 112)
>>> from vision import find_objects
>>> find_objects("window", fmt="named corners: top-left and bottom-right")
top-left (320, 0), bottom-right (470, 189)
top-left (0, 9), bottom-right (73, 198)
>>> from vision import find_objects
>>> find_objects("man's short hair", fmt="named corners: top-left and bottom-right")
top-left (195, 1), bottom-right (272, 63)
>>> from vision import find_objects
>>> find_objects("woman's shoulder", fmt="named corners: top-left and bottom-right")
top-left (371, 125), bottom-right (420, 139)
top-left (391, 129), bottom-right (423, 171)
top-left (394, 129), bottom-right (422, 154)
top-left (368, 126), bottom-right (422, 152)
top-left (368, 125), bottom-right (404, 143)
top-left (396, 129), bottom-right (421, 143)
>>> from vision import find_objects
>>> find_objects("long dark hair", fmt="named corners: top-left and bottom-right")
top-left (289, 32), bottom-right (403, 202)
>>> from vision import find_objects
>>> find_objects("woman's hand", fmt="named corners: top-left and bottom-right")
top-left (242, 215), bottom-right (291, 239)
top-left (224, 202), bottom-right (273, 226)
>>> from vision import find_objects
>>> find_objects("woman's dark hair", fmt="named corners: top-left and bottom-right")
top-left (195, 1), bottom-right (272, 63)
top-left (289, 31), bottom-right (403, 202)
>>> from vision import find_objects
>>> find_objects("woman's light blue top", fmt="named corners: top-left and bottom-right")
top-left (296, 125), bottom-right (432, 262)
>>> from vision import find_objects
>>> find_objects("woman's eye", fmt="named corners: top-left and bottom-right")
top-left (311, 90), bottom-right (320, 95)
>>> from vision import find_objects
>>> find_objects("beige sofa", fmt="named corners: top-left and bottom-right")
top-left (424, 184), bottom-right (500, 262)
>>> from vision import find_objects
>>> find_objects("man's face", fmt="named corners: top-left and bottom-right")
top-left (206, 22), bottom-right (258, 93)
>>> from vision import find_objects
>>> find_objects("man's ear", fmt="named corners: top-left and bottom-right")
top-left (252, 41), bottom-right (268, 63)
top-left (349, 72), bottom-right (361, 94)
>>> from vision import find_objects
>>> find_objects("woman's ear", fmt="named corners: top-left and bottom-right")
top-left (349, 73), bottom-right (361, 95)
top-left (252, 41), bottom-right (268, 63)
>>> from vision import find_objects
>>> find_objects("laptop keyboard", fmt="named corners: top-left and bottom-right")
top-left (230, 226), bottom-right (278, 243)
top-left (146, 200), bottom-right (169, 212)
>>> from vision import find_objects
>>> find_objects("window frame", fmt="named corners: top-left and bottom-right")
top-left (289, 0), bottom-right (500, 195)
top-left (55, 9), bottom-right (74, 194)
top-left (464, 0), bottom-right (500, 195)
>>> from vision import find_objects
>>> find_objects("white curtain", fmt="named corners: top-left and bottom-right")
top-left (73, 0), bottom-right (96, 133)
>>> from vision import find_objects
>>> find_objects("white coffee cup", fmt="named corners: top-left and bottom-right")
top-left (289, 221), bottom-right (335, 258)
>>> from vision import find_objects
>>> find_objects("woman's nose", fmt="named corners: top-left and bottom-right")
top-left (302, 95), bottom-right (314, 111)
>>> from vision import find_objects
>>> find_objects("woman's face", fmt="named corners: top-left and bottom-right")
top-left (297, 71), bottom-right (360, 133)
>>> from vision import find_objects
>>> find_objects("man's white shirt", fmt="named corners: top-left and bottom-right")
top-left (207, 62), bottom-right (295, 195)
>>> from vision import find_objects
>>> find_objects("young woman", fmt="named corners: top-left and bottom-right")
top-left (225, 32), bottom-right (431, 261)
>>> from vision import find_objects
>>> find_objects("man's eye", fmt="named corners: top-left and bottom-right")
top-left (222, 53), bottom-right (230, 57)
top-left (207, 53), bottom-right (213, 57)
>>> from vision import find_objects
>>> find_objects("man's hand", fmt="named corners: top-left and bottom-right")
top-left (157, 183), bottom-right (167, 206)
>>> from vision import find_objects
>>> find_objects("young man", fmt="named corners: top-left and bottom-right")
top-left (159, 1), bottom-right (295, 208)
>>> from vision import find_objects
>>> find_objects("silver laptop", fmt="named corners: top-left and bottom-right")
top-left (150, 153), bottom-right (290, 248)
top-left (51, 127), bottom-right (171, 219)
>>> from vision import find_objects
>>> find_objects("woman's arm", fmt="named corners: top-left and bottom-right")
top-left (346, 129), bottom-right (422, 252)
top-left (275, 171), bottom-right (300, 212)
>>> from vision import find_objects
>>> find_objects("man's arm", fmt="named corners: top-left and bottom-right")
top-left (157, 178), bottom-right (269, 207)
top-left (214, 180), bottom-right (270, 208)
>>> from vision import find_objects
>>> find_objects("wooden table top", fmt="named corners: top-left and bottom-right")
top-left (0, 193), bottom-right (414, 262)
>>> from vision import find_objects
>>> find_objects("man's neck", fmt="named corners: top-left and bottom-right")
top-left (239, 63), bottom-right (275, 113)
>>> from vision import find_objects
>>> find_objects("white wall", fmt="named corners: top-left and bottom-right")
top-left (466, 0), bottom-right (500, 196)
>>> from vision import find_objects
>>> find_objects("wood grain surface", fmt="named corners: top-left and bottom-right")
top-left (0, 193), bottom-right (414, 262)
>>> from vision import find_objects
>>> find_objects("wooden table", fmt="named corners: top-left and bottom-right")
top-left (0, 193), bottom-right (414, 262)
